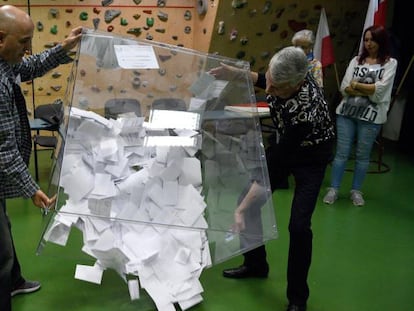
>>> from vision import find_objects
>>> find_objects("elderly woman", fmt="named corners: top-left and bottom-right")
top-left (291, 29), bottom-right (323, 87)
top-left (211, 46), bottom-right (335, 311)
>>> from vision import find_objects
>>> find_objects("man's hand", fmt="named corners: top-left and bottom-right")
top-left (31, 190), bottom-right (55, 210)
top-left (62, 26), bottom-right (83, 52)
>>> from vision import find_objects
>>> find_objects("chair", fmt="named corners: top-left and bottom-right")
top-left (104, 98), bottom-right (141, 119)
top-left (31, 99), bottom-right (63, 181)
top-left (151, 98), bottom-right (186, 111)
top-left (369, 130), bottom-right (390, 174)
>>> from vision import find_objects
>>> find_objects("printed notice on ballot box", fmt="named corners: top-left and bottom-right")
top-left (114, 45), bottom-right (159, 69)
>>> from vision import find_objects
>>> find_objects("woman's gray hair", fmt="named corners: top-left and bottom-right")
top-left (268, 46), bottom-right (308, 87)
top-left (291, 29), bottom-right (315, 45)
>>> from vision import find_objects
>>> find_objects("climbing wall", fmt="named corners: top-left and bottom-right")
top-left (208, 0), bottom-right (371, 102)
top-left (14, 0), bottom-right (388, 117)
top-left (22, 0), bottom-right (217, 111)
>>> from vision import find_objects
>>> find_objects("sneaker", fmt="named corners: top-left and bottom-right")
top-left (323, 187), bottom-right (338, 204)
top-left (11, 280), bottom-right (41, 297)
top-left (350, 190), bottom-right (365, 206)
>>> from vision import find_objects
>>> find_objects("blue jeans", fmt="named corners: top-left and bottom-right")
top-left (330, 115), bottom-right (381, 190)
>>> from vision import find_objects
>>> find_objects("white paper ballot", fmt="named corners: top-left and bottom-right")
top-left (43, 221), bottom-right (71, 246)
top-left (199, 79), bottom-right (229, 99)
top-left (128, 279), bottom-right (140, 300)
top-left (174, 247), bottom-right (191, 264)
top-left (88, 198), bottom-right (112, 217)
top-left (116, 169), bottom-right (149, 194)
top-left (178, 158), bottom-right (202, 186)
top-left (147, 110), bottom-right (201, 131)
top-left (70, 107), bottom-right (112, 128)
top-left (178, 294), bottom-right (203, 311)
top-left (188, 72), bottom-right (215, 97)
top-left (91, 173), bottom-right (118, 197)
top-left (74, 264), bottom-right (104, 284)
top-left (60, 164), bottom-right (94, 202)
top-left (188, 97), bottom-right (206, 111)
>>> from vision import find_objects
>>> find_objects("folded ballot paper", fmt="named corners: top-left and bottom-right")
top-left (44, 107), bottom-right (211, 311)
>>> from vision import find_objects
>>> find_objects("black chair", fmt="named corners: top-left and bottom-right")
top-left (104, 98), bottom-right (141, 119)
top-left (31, 100), bottom-right (63, 181)
top-left (151, 98), bottom-right (186, 111)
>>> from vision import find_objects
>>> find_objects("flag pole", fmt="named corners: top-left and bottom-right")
top-left (333, 63), bottom-right (340, 91)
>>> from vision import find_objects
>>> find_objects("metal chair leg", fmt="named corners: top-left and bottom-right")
top-left (33, 140), bottom-right (39, 181)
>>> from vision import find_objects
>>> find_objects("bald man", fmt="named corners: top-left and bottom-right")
top-left (0, 5), bottom-right (82, 310)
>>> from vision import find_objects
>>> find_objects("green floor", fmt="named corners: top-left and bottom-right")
top-left (9, 143), bottom-right (414, 311)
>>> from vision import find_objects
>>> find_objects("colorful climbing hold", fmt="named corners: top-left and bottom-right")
top-left (49, 8), bottom-right (59, 18)
top-left (157, 11), bottom-right (168, 22)
top-left (236, 51), bottom-right (246, 59)
top-left (50, 25), bottom-right (58, 35)
top-left (36, 21), bottom-right (44, 31)
top-left (79, 11), bottom-right (88, 21)
top-left (158, 54), bottom-right (172, 62)
top-left (217, 21), bottom-right (225, 35)
top-left (270, 23), bottom-right (278, 32)
top-left (51, 72), bottom-right (62, 79)
top-left (263, 1), bottom-right (272, 14)
top-left (184, 10), bottom-right (192, 21)
top-left (127, 28), bottom-right (142, 36)
top-left (240, 36), bottom-right (248, 45)
top-left (120, 18), bottom-right (128, 26)
top-left (230, 28), bottom-right (238, 41)
top-left (157, 0), bottom-right (166, 7)
top-left (104, 10), bottom-right (121, 23)
top-left (101, 0), bottom-right (113, 6)
top-left (146, 17), bottom-right (154, 27)
top-left (93, 18), bottom-right (100, 30)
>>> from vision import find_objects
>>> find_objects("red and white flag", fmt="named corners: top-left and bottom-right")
top-left (313, 8), bottom-right (335, 68)
top-left (359, 0), bottom-right (387, 52)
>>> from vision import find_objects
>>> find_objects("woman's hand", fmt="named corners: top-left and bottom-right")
top-left (209, 62), bottom-right (246, 81)
top-left (345, 81), bottom-right (365, 96)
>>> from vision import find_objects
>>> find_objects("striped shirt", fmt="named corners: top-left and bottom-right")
top-left (0, 44), bottom-right (73, 199)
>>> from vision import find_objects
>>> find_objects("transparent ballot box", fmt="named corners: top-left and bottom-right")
top-left (37, 29), bottom-right (277, 310)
